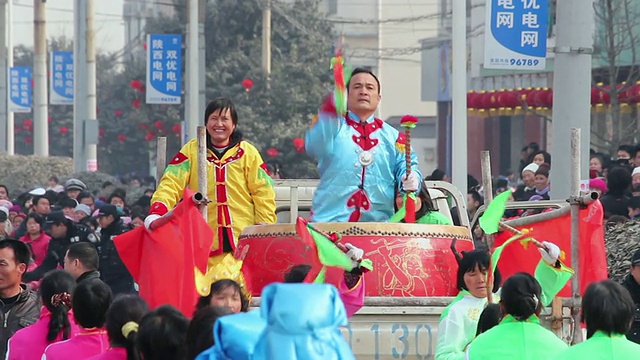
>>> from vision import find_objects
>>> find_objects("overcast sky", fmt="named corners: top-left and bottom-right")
top-left (11, 0), bottom-right (125, 53)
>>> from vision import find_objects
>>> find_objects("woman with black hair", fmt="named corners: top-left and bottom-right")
top-left (435, 240), bottom-right (572, 360)
top-left (186, 306), bottom-right (232, 360)
top-left (466, 273), bottom-right (568, 359)
top-left (43, 279), bottom-right (113, 359)
top-left (551, 280), bottom-right (640, 359)
top-left (389, 186), bottom-right (452, 224)
top-left (136, 305), bottom-right (189, 360)
top-left (7, 270), bottom-right (79, 360)
top-left (195, 279), bottom-right (249, 314)
top-left (89, 295), bottom-right (150, 360)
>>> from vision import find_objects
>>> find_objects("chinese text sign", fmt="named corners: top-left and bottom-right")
top-left (484, 0), bottom-right (548, 70)
top-left (50, 51), bottom-right (74, 105)
top-left (8, 67), bottom-right (32, 113)
top-left (146, 34), bottom-right (182, 104)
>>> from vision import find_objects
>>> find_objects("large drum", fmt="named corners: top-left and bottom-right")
top-left (237, 223), bottom-right (474, 297)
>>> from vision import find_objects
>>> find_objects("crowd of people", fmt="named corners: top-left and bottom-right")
top-left (1, 65), bottom-right (639, 360)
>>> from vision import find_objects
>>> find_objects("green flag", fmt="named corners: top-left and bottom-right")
top-left (296, 218), bottom-right (354, 283)
top-left (479, 189), bottom-right (513, 234)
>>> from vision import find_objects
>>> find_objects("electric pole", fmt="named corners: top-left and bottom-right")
top-left (186, 0), bottom-right (199, 140)
top-left (33, 0), bottom-right (48, 156)
top-left (0, 0), bottom-right (10, 154)
top-left (451, 0), bottom-right (467, 193)
top-left (262, 0), bottom-right (271, 82)
top-left (198, 0), bottom-right (205, 119)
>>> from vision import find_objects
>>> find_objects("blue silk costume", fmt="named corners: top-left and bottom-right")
top-left (253, 283), bottom-right (355, 360)
top-left (196, 283), bottom-right (355, 360)
top-left (306, 99), bottom-right (422, 222)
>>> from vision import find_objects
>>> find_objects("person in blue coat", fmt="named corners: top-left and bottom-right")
top-left (305, 68), bottom-right (422, 222)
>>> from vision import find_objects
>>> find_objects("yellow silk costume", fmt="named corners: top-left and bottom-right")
top-left (150, 137), bottom-right (277, 296)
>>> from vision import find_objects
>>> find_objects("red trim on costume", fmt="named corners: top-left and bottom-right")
top-left (260, 162), bottom-right (272, 176)
top-left (149, 202), bottom-right (169, 216)
top-left (168, 151), bottom-right (189, 165)
top-left (396, 132), bottom-right (407, 145)
top-left (345, 117), bottom-right (383, 151)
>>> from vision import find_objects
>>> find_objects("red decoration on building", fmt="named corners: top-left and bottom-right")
top-left (292, 137), bottom-right (305, 153)
top-left (117, 134), bottom-right (126, 143)
top-left (266, 148), bottom-right (279, 158)
top-left (172, 124), bottom-right (181, 135)
top-left (47, 116), bottom-right (52, 123)
top-left (132, 99), bottom-right (141, 109)
top-left (22, 119), bottom-right (32, 131)
top-left (59, 126), bottom-right (68, 135)
top-left (114, 109), bottom-right (123, 117)
top-left (99, 128), bottom-right (105, 138)
top-left (242, 78), bottom-right (254, 92)
top-left (145, 132), bottom-right (155, 142)
top-left (154, 120), bottom-right (163, 129)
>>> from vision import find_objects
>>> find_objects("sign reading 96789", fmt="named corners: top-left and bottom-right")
top-left (483, 0), bottom-right (548, 70)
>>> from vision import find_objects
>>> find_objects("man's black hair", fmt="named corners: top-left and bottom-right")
top-left (66, 242), bottom-right (99, 271)
top-left (0, 239), bottom-right (31, 266)
top-left (347, 67), bottom-right (381, 94)
top-left (582, 280), bottom-right (635, 338)
top-left (468, 189), bottom-right (483, 206)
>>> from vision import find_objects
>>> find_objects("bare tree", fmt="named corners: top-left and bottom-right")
top-left (591, 0), bottom-right (640, 154)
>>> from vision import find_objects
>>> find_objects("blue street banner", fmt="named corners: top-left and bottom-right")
top-left (146, 34), bottom-right (182, 104)
top-left (50, 51), bottom-right (74, 105)
top-left (8, 67), bottom-right (32, 113)
top-left (484, 0), bottom-right (548, 70)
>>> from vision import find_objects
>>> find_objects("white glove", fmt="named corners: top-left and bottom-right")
top-left (401, 172), bottom-right (419, 192)
top-left (345, 243), bottom-right (364, 262)
top-left (144, 214), bottom-right (161, 230)
top-left (539, 241), bottom-right (560, 265)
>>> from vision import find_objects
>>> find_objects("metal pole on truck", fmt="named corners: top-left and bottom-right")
top-left (569, 128), bottom-right (583, 344)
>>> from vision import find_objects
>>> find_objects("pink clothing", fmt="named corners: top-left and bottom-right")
top-left (42, 328), bottom-right (109, 360)
top-left (338, 275), bottom-right (365, 318)
top-left (20, 232), bottom-right (51, 267)
top-left (87, 347), bottom-right (127, 360)
top-left (6, 308), bottom-right (80, 360)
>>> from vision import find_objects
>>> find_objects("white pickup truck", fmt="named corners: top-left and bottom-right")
top-left (263, 180), bottom-right (574, 359)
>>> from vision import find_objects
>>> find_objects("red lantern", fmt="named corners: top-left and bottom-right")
top-left (599, 86), bottom-right (611, 105)
top-left (114, 109), bottom-right (123, 117)
top-left (242, 78), bottom-right (254, 92)
top-left (266, 148), bottom-right (279, 158)
top-left (24, 137), bottom-right (32, 144)
top-left (143, 43), bottom-right (147, 51)
top-left (47, 116), bottom-right (52, 123)
top-left (629, 83), bottom-right (640, 103)
top-left (172, 124), bottom-right (181, 134)
top-left (130, 80), bottom-right (144, 91)
top-left (617, 84), bottom-right (631, 104)
top-left (117, 134), bottom-right (126, 143)
top-left (154, 120), bottom-right (163, 129)
top-left (99, 128), bottom-right (105, 138)
top-left (480, 92), bottom-right (495, 109)
top-left (546, 90), bottom-right (553, 108)
top-left (132, 99), bottom-right (141, 109)
top-left (591, 86), bottom-right (600, 105)
top-left (467, 92), bottom-right (477, 109)
top-left (524, 89), bottom-right (538, 107)
top-left (22, 119), bottom-right (32, 129)
top-left (59, 126), bottom-right (68, 135)
top-left (145, 132), bottom-right (155, 142)
top-left (292, 138), bottom-right (305, 153)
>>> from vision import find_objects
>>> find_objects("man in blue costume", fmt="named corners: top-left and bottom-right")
top-left (306, 68), bottom-right (422, 222)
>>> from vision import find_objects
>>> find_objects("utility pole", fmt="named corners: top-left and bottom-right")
top-left (85, 0), bottom-right (97, 171)
top-left (550, 0), bottom-right (594, 199)
top-left (451, 0), bottom-right (467, 193)
top-left (198, 0), bottom-right (205, 119)
top-left (186, 0), bottom-right (199, 140)
top-left (262, 0), bottom-right (271, 82)
top-left (33, 0), bottom-right (48, 156)
top-left (0, 0), bottom-right (9, 154)
top-left (74, 0), bottom-right (98, 171)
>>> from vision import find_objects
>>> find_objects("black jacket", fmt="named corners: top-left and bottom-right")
top-left (622, 274), bottom-right (640, 344)
top-left (96, 219), bottom-right (135, 295)
top-left (76, 270), bottom-right (101, 284)
top-left (0, 285), bottom-right (40, 358)
top-left (24, 223), bottom-right (99, 282)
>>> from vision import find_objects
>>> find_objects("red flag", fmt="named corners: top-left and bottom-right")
top-left (493, 201), bottom-right (607, 297)
top-left (114, 189), bottom-right (213, 317)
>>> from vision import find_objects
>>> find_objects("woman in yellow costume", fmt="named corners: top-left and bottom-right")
top-left (145, 97), bottom-right (277, 298)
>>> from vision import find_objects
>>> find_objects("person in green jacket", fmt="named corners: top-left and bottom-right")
top-left (466, 272), bottom-right (568, 359)
top-left (550, 280), bottom-right (640, 360)
top-left (389, 186), bottom-right (452, 225)
top-left (435, 241), bottom-right (572, 360)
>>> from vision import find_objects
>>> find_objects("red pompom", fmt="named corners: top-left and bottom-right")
top-left (145, 132), bottom-right (155, 142)
top-left (132, 99), bottom-right (141, 109)
top-left (59, 126), bottom-right (68, 135)
top-left (172, 124), bottom-right (181, 134)
top-left (154, 120), bottom-right (163, 129)
top-left (117, 134), bottom-right (126, 142)
top-left (266, 148), bottom-right (279, 158)
top-left (130, 80), bottom-right (144, 91)
top-left (292, 138), bottom-right (305, 153)
top-left (400, 115), bottom-right (418, 126)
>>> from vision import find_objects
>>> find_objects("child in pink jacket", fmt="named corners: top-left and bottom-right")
top-left (42, 279), bottom-right (113, 359)
top-left (7, 270), bottom-right (80, 360)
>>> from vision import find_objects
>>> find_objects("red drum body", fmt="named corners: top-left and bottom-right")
top-left (237, 223), bottom-right (474, 297)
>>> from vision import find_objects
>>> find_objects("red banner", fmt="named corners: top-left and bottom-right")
top-left (494, 201), bottom-right (607, 297)
top-left (114, 189), bottom-right (213, 317)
